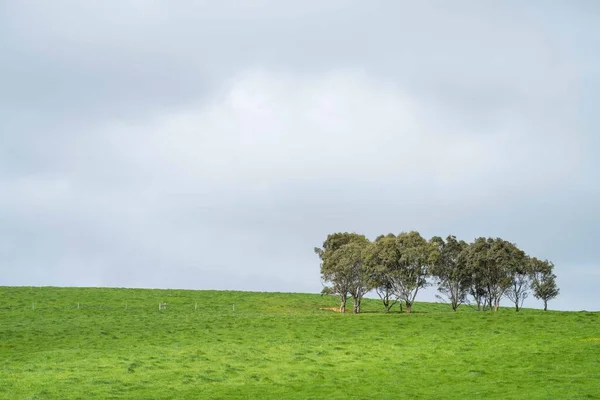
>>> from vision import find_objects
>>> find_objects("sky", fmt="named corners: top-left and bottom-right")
top-left (1, 1), bottom-right (599, 311)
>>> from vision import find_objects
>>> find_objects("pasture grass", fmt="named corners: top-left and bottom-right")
top-left (1, 286), bottom-right (599, 399)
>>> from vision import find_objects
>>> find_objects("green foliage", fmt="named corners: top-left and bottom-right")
top-left (337, 241), bottom-right (371, 313)
top-left (505, 255), bottom-right (533, 312)
top-left (314, 232), bottom-right (367, 257)
top-left (430, 235), bottom-right (469, 311)
top-left (315, 233), bottom-right (369, 313)
top-left (530, 258), bottom-right (560, 311)
top-left (361, 232), bottom-right (434, 313)
top-left (364, 235), bottom-right (401, 312)
top-left (322, 231), bottom-right (558, 312)
top-left (465, 238), bottom-right (525, 312)
top-left (392, 231), bottom-right (434, 312)
top-left (0, 287), bottom-right (597, 399)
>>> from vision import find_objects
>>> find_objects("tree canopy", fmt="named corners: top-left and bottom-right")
top-left (317, 231), bottom-right (558, 313)
top-left (430, 235), bottom-right (469, 311)
top-left (315, 233), bottom-right (370, 313)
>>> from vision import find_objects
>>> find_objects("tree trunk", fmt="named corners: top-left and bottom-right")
top-left (493, 297), bottom-right (500, 312)
top-left (399, 301), bottom-right (403, 312)
top-left (482, 294), bottom-right (489, 311)
top-left (406, 302), bottom-right (412, 313)
top-left (340, 295), bottom-right (347, 313)
top-left (353, 297), bottom-right (361, 314)
top-left (544, 300), bottom-right (548, 311)
top-left (451, 296), bottom-right (459, 311)
top-left (383, 298), bottom-right (390, 313)
top-left (492, 297), bottom-right (499, 312)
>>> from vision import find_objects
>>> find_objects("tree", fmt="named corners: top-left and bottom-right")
top-left (530, 258), bottom-right (559, 311)
top-left (364, 234), bottom-right (401, 312)
top-left (430, 235), bottom-right (469, 311)
top-left (505, 254), bottom-right (531, 312)
top-left (465, 238), bottom-right (493, 310)
top-left (315, 233), bottom-right (369, 313)
top-left (464, 241), bottom-right (486, 311)
top-left (337, 241), bottom-right (371, 313)
top-left (393, 231), bottom-right (433, 313)
top-left (466, 237), bottom-right (520, 312)
top-left (316, 231), bottom-right (558, 314)
top-left (363, 231), bottom-right (432, 314)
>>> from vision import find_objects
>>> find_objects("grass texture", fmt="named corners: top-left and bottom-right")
top-left (1, 286), bottom-right (599, 399)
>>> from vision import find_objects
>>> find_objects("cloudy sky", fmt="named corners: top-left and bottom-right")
top-left (1, 1), bottom-right (598, 311)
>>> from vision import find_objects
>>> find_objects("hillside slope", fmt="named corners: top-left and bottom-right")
top-left (1, 287), bottom-right (598, 399)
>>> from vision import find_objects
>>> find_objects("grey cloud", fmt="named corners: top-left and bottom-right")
top-left (1, 1), bottom-right (599, 311)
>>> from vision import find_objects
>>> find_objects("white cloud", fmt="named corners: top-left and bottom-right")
top-left (90, 69), bottom-right (583, 207)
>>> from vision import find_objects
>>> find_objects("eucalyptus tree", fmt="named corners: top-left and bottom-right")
top-left (465, 238), bottom-right (492, 310)
top-left (530, 258), bottom-right (559, 311)
top-left (430, 235), bottom-right (469, 311)
top-left (465, 243), bottom-right (486, 311)
top-left (364, 234), bottom-right (401, 312)
top-left (315, 232), bottom-right (370, 313)
top-left (340, 240), bottom-right (372, 313)
top-left (494, 240), bottom-right (527, 311)
top-left (466, 237), bottom-right (520, 312)
top-left (394, 231), bottom-right (433, 313)
top-left (505, 254), bottom-right (532, 312)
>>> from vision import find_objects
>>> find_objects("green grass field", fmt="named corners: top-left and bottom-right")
top-left (1, 286), bottom-right (599, 399)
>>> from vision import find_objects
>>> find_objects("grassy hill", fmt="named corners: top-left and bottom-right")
top-left (1, 286), bottom-right (598, 399)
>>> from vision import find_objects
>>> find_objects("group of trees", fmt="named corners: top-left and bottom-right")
top-left (315, 232), bottom-right (559, 314)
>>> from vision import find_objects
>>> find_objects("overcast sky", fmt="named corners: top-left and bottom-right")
top-left (1, 1), bottom-right (599, 311)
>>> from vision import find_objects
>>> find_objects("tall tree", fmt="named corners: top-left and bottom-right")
top-left (430, 235), bottom-right (469, 311)
top-left (315, 233), bottom-right (369, 313)
top-left (466, 238), bottom-right (493, 311)
top-left (464, 241), bottom-right (486, 311)
top-left (338, 240), bottom-right (371, 313)
top-left (364, 234), bottom-right (401, 312)
top-left (505, 254), bottom-right (531, 312)
top-left (530, 258), bottom-right (559, 311)
top-left (393, 231), bottom-right (433, 313)
top-left (466, 237), bottom-right (519, 312)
